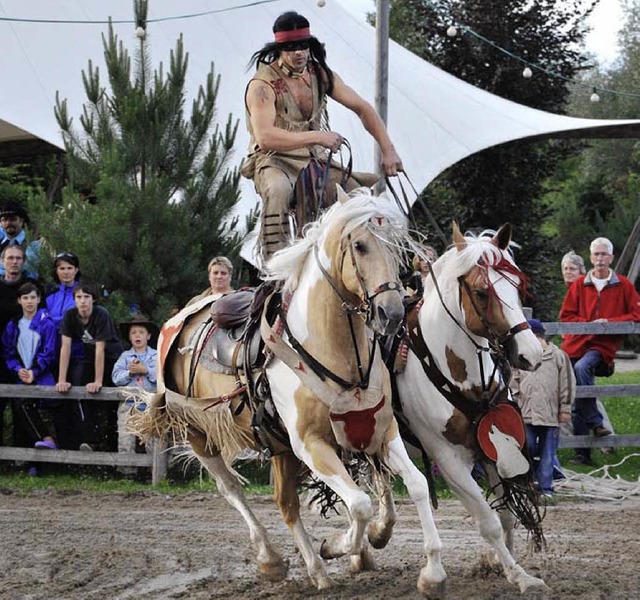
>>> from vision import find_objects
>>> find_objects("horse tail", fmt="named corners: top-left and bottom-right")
top-left (126, 388), bottom-right (172, 445)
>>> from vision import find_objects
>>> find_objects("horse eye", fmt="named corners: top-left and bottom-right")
top-left (354, 241), bottom-right (367, 254)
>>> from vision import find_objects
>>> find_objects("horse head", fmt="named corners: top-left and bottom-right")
top-left (452, 222), bottom-right (542, 371)
top-left (321, 187), bottom-right (405, 336)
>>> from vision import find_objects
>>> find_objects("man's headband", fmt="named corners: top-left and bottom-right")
top-left (274, 28), bottom-right (311, 43)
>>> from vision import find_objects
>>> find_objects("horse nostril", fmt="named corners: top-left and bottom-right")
top-left (377, 305), bottom-right (389, 325)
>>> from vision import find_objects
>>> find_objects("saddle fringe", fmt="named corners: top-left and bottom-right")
top-left (127, 388), bottom-right (254, 473)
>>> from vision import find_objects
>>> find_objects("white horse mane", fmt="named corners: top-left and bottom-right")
top-left (265, 189), bottom-right (408, 292)
top-left (434, 230), bottom-right (518, 285)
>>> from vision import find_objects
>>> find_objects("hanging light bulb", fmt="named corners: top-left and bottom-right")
top-left (446, 25), bottom-right (458, 37)
top-left (522, 67), bottom-right (533, 79)
top-left (135, 26), bottom-right (146, 39)
top-left (590, 87), bottom-right (600, 103)
top-left (317, 0), bottom-right (326, 7)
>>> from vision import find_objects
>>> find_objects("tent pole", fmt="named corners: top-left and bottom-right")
top-left (374, 0), bottom-right (389, 194)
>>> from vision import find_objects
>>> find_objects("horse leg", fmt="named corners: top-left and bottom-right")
top-left (271, 452), bottom-right (334, 590)
top-left (366, 470), bottom-right (397, 550)
top-left (386, 432), bottom-right (447, 597)
top-left (484, 461), bottom-right (516, 555)
top-left (292, 435), bottom-right (373, 562)
top-left (187, 431), bottom-right (287, 581)
top-left (436, 451), bottom-right (547, 594)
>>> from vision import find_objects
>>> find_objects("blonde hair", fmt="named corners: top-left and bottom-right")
top-left (207, 256), bottom-right (233, 273)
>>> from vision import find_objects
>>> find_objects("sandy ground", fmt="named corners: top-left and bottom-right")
top-left (1, 489), bottom-right (639, 600)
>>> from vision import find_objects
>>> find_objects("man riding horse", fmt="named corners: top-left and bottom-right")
top-left (243, 11), bottom-right (403, 261)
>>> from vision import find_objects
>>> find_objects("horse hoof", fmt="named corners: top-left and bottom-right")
top-left (259, 557), bottom-right (288, 582)
top-left (519, 576), bottom-right (549, 595)
top-left (368, 521), bottom-right (394, 550)
top-left (320, 535), bottom-right (346, 560)
top-left (417, 576), bottom-right (446, 598)
top-left (350, 549), bottom-right (377, 572)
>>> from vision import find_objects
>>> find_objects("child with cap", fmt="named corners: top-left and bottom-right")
top-left (510, 318), bottom-right (575, 496)
top-left (112, 315), bottom-right (158, 472)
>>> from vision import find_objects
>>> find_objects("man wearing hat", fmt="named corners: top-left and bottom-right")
top-left (244, 11), bottom-right (403, 260)
top-left (112, 315), bottom-right (158, 473)
top-left (0, 200), bottom-right (40, 279)
top-left (510, 319), bottom-right (575, 496)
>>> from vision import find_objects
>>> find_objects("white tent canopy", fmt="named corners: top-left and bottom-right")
top-left (1, 0), bottom-right (639, 221)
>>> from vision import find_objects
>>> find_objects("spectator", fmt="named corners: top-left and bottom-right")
top-left (0, 244), bottom-right (39, 446)
top-left (186, 256), bottom-right (235, 306)
top-left (560, 249), bottom-right (615, 445)
top-left (405, 246), bottom-right (438, 295)
top-left (510, 319), bottom-right (574, 496)
top-left (56, 281), bottom-right (124, 451)
top-left (0, 200), bottom-right (40, 279)
top-left (1, 283), bottom-right (59, 464)
top-left (560, 237), bottom-right (640, 466)
top-left (244, 11), bottom-right (402, 261)
top-left (112, 315), bottom-right (158, 475)
top-left (45, 252), bottom-right (81, 331)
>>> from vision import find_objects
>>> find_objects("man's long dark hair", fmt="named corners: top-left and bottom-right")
top-left (248, 11), bottom-right (335, 95)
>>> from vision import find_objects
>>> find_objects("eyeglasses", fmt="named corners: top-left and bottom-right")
top-left (281, 40), bottom-right (310, 52)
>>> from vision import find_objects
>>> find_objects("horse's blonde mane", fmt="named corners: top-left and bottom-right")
top-left (265, 189), bottom-right (408, 292)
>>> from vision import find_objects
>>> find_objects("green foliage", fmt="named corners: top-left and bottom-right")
top-left (387, 0), bottom-right (596, 319)
top-left (31, 0), bottom-right (245, 323)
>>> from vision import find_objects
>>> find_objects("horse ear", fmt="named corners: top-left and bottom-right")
top-left (452, 221), bottom-right (467, 251)
top-left (493, 223), bottom-right (513, 250)
top-left (336, 184), bottom-right (350, 205)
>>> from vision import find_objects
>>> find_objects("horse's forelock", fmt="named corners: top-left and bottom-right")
top-left (266, 193), bottom-right (407, 290)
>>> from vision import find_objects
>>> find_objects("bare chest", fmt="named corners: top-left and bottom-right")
top-left (286, 77), bottom-right (314, 120)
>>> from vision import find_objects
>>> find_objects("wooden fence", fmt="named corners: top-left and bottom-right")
top-left (543, 321), bottom-right (640, 450)
top-left (0, 385), bottom-right (169, 485)
top-left (0, 321), bottom-right (637, 483)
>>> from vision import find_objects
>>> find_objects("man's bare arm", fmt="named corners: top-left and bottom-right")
top-left (329, 73), bottom-right (403, 176)
top-left (246, 80), bottom-right (342, 152)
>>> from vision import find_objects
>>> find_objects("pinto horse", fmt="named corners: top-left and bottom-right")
top-left (395, 223), bottom-right (548, 594)
top-left (132, 189), bottom-right (446, 593)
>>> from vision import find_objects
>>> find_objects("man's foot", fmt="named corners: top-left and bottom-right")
top-left (601, 446), bottom-right (615, 455)
top-left (593, 425), bottom-right (612, 437)
top-left (552, 465), bottom-right (567, 481)
top-left (79, 443), bottom-right (94, 452)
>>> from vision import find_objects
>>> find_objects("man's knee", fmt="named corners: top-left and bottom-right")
top-left (256, 169), bottom-right (294, 215)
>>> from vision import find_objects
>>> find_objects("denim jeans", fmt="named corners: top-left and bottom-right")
top-left (526, 425), bottom-right (559, 494)
top-left (571, 350), bottom-right (606, 459)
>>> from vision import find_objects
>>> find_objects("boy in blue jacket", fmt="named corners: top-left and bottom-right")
top-left (1, 282), bottom-right (59, 452)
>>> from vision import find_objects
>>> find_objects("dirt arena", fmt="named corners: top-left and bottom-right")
top-left (1, 489), bottom-right (639, 599)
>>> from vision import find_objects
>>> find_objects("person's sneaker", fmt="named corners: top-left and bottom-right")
top-left (79, 443), bottom-right (94, 452)
top-left (593, 425), bottom-right (612, 437)
top-left (34, 440), bottom-right (57, 450)
top-left (552, 465), bottom-right (567, 481)
top-left (601, 446), bottom-right (615, 455)
top-left (27, 466), bottom-right (38, 477)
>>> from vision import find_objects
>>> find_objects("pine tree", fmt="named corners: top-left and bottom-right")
top-left (386, 0), bottom-right (596, 318)
top-left (32, 0), bottom-right (248, 323)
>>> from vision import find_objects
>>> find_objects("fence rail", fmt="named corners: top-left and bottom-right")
top-left (0, 385), bottom-right (168, 484)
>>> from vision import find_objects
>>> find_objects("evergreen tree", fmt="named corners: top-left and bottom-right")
top-left (32, 0), bottom-right (247, 323)
top-left (386, 0), bottom-right (596, 318)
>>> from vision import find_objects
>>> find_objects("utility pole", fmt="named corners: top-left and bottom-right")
top-left (374, 0), bottom-right (389, 194)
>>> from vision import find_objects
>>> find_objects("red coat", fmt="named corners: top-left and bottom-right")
top-left (560, 271), bottom-right (640, 363)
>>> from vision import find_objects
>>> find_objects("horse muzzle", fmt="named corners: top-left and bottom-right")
top-left (370, 294), bottom-right (404, 336)
top-left (504, 334), bottom-right (542, 371)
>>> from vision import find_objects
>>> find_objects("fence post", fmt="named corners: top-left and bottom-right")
top-left (151, 436), bottom-right (168, 485)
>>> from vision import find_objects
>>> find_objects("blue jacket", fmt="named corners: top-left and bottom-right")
top-left (46, 282), bottom-right (78, 330)
top-left (112, 347), bottom-right (158, 392)
top-left (1, 309), bottom-right (57, 385)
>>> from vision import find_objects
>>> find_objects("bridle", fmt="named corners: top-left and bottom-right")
top-left (276, 231), bottom-right (402, 390)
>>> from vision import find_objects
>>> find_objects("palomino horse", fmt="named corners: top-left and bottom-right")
top-left (133, 190), bottom-right (446, 593)
top-left (395, 223), bottom-right (548, 594)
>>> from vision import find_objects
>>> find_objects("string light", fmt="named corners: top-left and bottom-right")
top-left (522, 67), bottom-right (532, 79)
top-left (446, 25), bottom-right (457, 37)
top-left (590, 87), bottom-right (601, 103)
top-left (317, 0), bottom-right (327, 7)
top-left (135, 26), bottom-right (146, 38)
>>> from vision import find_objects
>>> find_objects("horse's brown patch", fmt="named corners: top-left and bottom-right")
top-left (443, 408), bottom-right (474, 448)
top-left (445, 346), bottom-right (467, 384)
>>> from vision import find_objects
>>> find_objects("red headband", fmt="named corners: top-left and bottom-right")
top-left (274, 28), bottom-right (311, 43)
